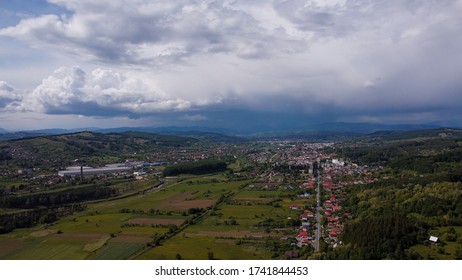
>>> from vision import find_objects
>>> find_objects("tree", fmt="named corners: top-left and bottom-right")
top-left (455, 246), bottom-right (462, 260)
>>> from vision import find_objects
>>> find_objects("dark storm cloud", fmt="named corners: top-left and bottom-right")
top-left (0, 0), bottom-right (278, 65)
top-left (0, 0), bottom-right (462, 128)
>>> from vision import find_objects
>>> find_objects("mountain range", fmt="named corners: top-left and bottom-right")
top-left (0, 122), bottom-right (455, 141)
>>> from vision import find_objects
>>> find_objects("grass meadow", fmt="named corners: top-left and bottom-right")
top-left (0, 176), bottom-right (260, 259)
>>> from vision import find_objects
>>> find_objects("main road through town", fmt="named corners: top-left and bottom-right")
top-left (314, 168), bottom-right (321, 252)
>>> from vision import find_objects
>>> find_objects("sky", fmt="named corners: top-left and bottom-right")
top-left (0, 0), bottom-right (462, 132)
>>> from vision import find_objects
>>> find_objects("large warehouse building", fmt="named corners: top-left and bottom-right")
top-left (58, 165), bottom-right (131, 177)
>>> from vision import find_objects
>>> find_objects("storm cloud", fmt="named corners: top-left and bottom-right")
top-left (0, 0), bottom-right (462, 129)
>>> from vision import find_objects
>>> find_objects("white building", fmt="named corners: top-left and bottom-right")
top-left (58, 165), bottom-right (131, 177)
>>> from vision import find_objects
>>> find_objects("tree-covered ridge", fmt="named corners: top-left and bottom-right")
top-left (347, 182), bottom-right (462, 225)
top-left (109, 131), bottom-right (198, 146)
top-left (162, 159), bottom-right (228, 176)
top-left (338, 129), bottom-right (462, 168)
top-left (0, 131), bottom-right (200, 170)
top-left (318, 130), bottom-right (462, 259)
top-left (365, 128), bottom-right (462, 141)
top-left (340, 212), bottom-right (417, 259)
top-left (326, 181), bottom-right (462, 259)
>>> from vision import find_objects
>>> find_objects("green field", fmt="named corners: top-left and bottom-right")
top-left (90, 243), bottom-right (146, 260)
top-left (135, 235), bottom-right (271, 260)
top-left (88, 177), bottom-right (248, 213)
top-left (4, 236), bottom-right (93, 260)
top-left (0, 175), bottom-right (263, 260)
top-left (120, 226), bottom-right (169, 235)
top-left (0, 172), bottom-right (310, 260)
top-left (234, 189), bottom-right (282, 199)
top-left (50, 213), bottom-right (132, 234)
top-left (135, 188), bottom-right (299, 260)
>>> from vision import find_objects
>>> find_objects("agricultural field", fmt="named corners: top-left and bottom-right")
top-left (90, 243), bottom-right (146, 260)
top-left (2, 235), bottom-right (94, 260)
top-left (0, 175), bottom-right (264, 260)
top-left (136, 182), bottom-right (304, 260)
top-left (0, 173), bottom-right (302, 260)
top-left (136, 235), bottom-right (271, 260)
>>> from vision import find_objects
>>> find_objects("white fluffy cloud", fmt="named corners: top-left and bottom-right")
top-left (0, 81), bottom-right (21, 109)
top-left (26, 67), bottom-right (196, 115)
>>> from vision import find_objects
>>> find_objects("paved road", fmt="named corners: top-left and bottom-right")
top-left (314, 170), bottom-right (321, 252)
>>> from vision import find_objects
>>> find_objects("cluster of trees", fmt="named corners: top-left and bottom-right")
top-left (331, 133), bottom-right (462, 259)
top-left (0, 185), bottom-right (117, 209)
top-left (254, 218), bottom-right (286, 229)
top-left (163, 159), bottom-right (228, 176)
top-left (339, 212), bottom-right (417, 259)
top-left (386, 148), bottom-right (462, 174)
top-left (339, 136), bottom-right (462, 175)
top-left (0, 148), bottom-right (12, 160)
top-left (346, 182), bottom-right (462, 224)
top-left (187, 207), bottom-right (205, 215)
top-left (336, 180), bottom-right (462, 259)
top-left (0, 204), bottom-right (85, 234)
top-left (264, 238), bottom-right (301, 259)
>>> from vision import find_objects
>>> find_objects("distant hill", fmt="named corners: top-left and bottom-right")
top-left (0, 127), bottom-right (244, 142)
top-left (249, 130), bottom-right (363, 141)
top-left (0, 128), bottom-right (98, 141)
top-left (95, 126), bottom-right (235, 135)
top-left (337, 128), bottom-right (462, 180)
top-left (0, 131), bottom-right (200, 169)
top-left (364, 127), bottom-right (462, 141)
top-left (0, 122), bottom-right (456, 141)
top-left (306, 122), bottom-right (439, 133)
top-left (112, 131), bottom-right (199, 145)
top-left (0, 132), bottom-right (50, 141)
top-left (156, 131), bottom-right (245, 142)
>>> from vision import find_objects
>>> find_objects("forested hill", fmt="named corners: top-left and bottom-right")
top-left (363, 127), bottom-right (462, 141)
top-left (327, 128), bottom-right (462, 259)
top-left (337, 128), bottom-right (462, 168)
top-left (0, 131), bottom-right (200, 169)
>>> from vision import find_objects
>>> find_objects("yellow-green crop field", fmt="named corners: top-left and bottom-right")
top-left (1, 175), bottom-right (301, 260)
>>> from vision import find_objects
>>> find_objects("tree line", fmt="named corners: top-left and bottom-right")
top-left (0, 204), bottom-right (85, 234)
top-left (0, 185), bottom-right (117, 209)
top-left (339, 212), bottom-right (417, 259)
top-left (162, 159), bottom-right (228, 176)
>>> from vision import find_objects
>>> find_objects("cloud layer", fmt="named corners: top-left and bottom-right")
top-left (1, 0), bottom-right (462, 129)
